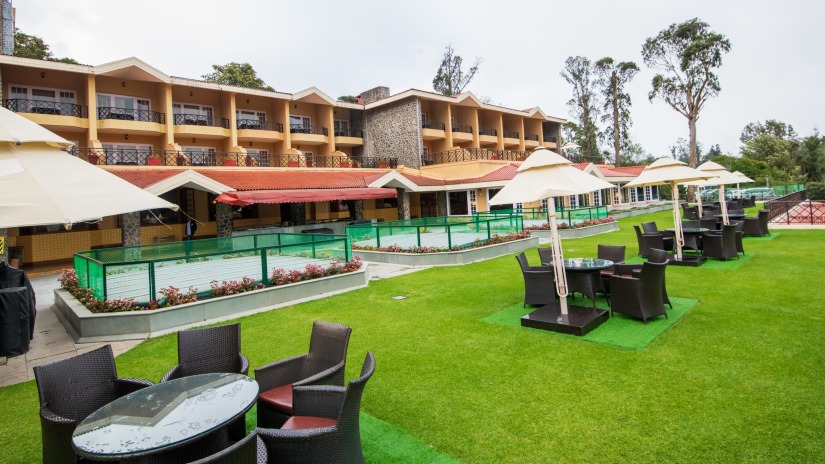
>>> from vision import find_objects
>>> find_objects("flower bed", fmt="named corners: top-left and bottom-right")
top-left (524, 217), bottom-right (616, 231)
top-left (60, 258), bottom-right (363, 313)
top-left (351, 231), bottom-right (531, 253)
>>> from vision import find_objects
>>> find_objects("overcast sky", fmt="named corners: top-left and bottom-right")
top-left (15, 0), bottom-right (825, 158)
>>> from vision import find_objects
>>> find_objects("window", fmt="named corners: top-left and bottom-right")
top-left (375, 198), bottom-right (397, 210)
top-left (487, 188), bottom-right (510, 211)
top-left (421, 112), bottom-right (429, 127)
top-left (246, 149), bottom-right (270, 167)
top-left (469, 190), bottom-right (477, 214)
top-left (9, 84), bottom-right (77, 115)
top-left (173, 103), bottom-right (214, 125)
top-left (447, 191), bottom-right (470, 216)
top-left (237, 109), bottom-right (266, 129)
top-left (289, 114), bottom-right (311, 132)
top-left (333, 119), bottom-right (349, 136)
top-left (181, 146), bottom-right (217, 166)
top-left (97, 93), bottom-right (152, 121)
top-left (102, 143), bottom-right (153, 165)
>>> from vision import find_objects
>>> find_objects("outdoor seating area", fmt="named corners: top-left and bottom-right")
top-left (33, 321), bottom-right (373, 464)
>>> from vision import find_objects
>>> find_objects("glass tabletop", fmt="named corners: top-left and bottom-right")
top-left (563, 258), bottom-right (614, 271)
top-left (72, 373), bottom-right (258, 459)
top-left (665, 228), bottom-right (709, 233)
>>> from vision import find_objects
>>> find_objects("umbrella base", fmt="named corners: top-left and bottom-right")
top-left (521, 303), bottom-right (609, 336)
top-left (667, 254), bottom-right (707, 267)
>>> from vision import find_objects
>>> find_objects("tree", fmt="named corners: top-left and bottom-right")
top-left (740, 120), bottom-right (797, 144)
top-left (797, 132), bottom-right (825, 182)
top-left (560, 56), bottom-right (600, 160)
top-left (432, 44), bottom-right (481, 96)
top-left (705, 143), bottom-right (723, 161)
top-left (622, 140), bottom-right (656, 166)
top-left (642, 18), bottom-right (731, 169)
top-left (740, 135), bottom-right (799, 181)
top-left (338, 95), bottom-right (358, 103)
top-left (13, 29), bottom-right (79, 64)
top-left (202, 62), bottom-right (274, 91)
top-left (593, 57), bottom-right (639, 167)
top-left (669, 137), bottom-right (703, 164)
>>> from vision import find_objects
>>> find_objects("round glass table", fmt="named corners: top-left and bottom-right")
top-left (562, 258), bottom-right (614, 308)
top-left (72, 373), bottom-right (258, 461)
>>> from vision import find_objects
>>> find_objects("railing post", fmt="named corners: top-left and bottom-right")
top-left (260, 248), bottom-right (268, 284)
top-left (311, 235), bottom-right (317, 258)
top-left (447, 224), bottom-right (452, 249)
top-left (417, 226), bottom-right (422, 247)
top-left (148, 262), bottom-right (155, 302)
top-left (810, 200), bottom-right (814, 225)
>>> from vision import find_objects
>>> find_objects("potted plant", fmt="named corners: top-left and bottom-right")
top-left (223, 158), bottom-right (238, 166)
top-left (377, 159), bottom-right (389, 168)
top-left (339, 161), bottom-right (351, 168)
top-left (287, 158), bottom-right (300, 167)
top-left (147, 153), bottom-right (162, 165)
top-left (87, 152), bottom-right (100, 164)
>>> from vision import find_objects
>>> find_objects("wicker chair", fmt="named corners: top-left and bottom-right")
top-left (682, 204), bottom-right (699, 220)
top-left (189, 431), bottom-right (268, 464)
top-left (255, 321), bottom-right (352, 429)
top-left (33, 345), bottom-right (153, 464)
top-left (641, 222), bottom-right (674, 250)
top-left (743, 210), bottom-right (770, 236)
top-left (680, 220), bottom-right (702, 251)
top-left (614, 248), bottom-right (672, 309)
top-left (609, 261), bottom-right (668, 323)
top-left (258, 351), bottom-right (376, 464)
top-left (703, 224), bottom-right (739, 260)
top-left (633, 225), bottom-right (665, 258)
top-left (516, 252), bottom-right (556, 307)
top-left (597, 245), bottom-right (625, 297)
top-left (161, 323), bottom-right (249, 440)
top-left (699, 218), bottom-right (718, 231)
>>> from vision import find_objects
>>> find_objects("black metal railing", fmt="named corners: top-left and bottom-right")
top-left (525, 133), bottom-right (539, 141)
top-left (765, 190), bottom-right (806, 221)
top-left (97, 107), bottom-right (165, 124)
top-left (290, 124), bottom-right (327, 135)
top-left (479, 128), bottom-right (497, 137)
top-left (503, 130), bottom-right (520, 139)
top-left (543, 135), bottom-right (558, 143)
top-left (765, 192), bottom-right (825, 225)
top-left (424, 148), bottom-right (530, 165)
top-left (333, 128), bottom-right (364, 138)
top-left (3, 99), bottom-right (87, 118)
top-left (452, 124), bottom-right (473, 134)
top-left (237, 119), bottom-right (283, 132)
top-left (422, 120), bottom-right (446, 130)
top-left (173, 114), bottom-right (230, 128)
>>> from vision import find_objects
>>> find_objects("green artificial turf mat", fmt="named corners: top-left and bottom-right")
top-left (625, 252), bottom-right (753, 270)
top-left (482, 296), bottom-right (698, 350)
top-left (361, 412), bottom-right (461, 464)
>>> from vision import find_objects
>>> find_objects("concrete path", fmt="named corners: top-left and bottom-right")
top-left (0, 262), bottom-right (425, 388)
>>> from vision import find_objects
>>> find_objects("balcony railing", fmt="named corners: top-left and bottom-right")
top-left (97, 107), bottom-right (165, 124)
top-left (543, 135), bottom-right (558, 143)
top-left (333, 128), bottom-right (364, 137)
top-left (479, 128), bottom-right (497, 137)
top-left (74, 148), bottom-right (397, 169)
top-left (290, 124), bottom-right (327, 136)
top-left (173, 114), bottom-right (230, 128)
top-left (452, 124), bottom-right (473, 134)
top-left (525, 133), bottom-right (539, 142)
top-left (503, 130), bottom-right (520, 139)
top-left (422, 120), bottom-right (446, 130)
top-left (424, 148), bottom-right (603, 166)
top-left (3, 99), bottom-right (88, 118)
top-left (236, 119), bottom-right (284, 132)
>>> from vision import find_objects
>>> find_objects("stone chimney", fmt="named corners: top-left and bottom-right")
top-left (358, 86), bottom-right (390, 105)
top-left (1, 0), bottom-right (13, 56)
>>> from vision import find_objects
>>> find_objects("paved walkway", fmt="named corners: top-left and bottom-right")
top-left (0, 262), bottom-right (425, 387)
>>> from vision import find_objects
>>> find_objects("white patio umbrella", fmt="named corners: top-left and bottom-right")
top-left (682, 161), bottom-right (742, 225)
top-left (624, 158), bottom-right (714, 262)
top-left (732, 171), bottom-right (755, 192)
top-left (0, 108), bottom-right (178, 230)
top-left (489, 147), bottom-right (614, 316)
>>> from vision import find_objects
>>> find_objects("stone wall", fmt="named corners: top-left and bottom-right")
top-left (364, 97), bottom-right (422, 168)
top-left (437, 191), bottom-right (448, 217)
top-left (359, 86), bottom-right (390, 104)
top-left (120, 212), bottom-right (141, 247)
top-left (350, 109), bottom-right (365, 159)
top-left (397, 188), bottom-right (410, 220)
top-left (216, 203), bottom-right (234, 237)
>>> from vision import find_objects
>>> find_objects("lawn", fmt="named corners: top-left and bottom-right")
top-left (2, 209), bottom-right (824, 463)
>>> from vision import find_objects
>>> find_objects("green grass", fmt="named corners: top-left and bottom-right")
top-left (2, 209), bottom-right (824, 463)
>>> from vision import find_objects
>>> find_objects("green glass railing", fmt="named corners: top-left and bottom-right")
top-left (475, 205), bottom-right (609, 224)
top-left (346, 215), bottom-right (523, 250)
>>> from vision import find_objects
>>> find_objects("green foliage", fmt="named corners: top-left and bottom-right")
top-left (669, 137), bottom-right (703, 164)
top-left (202, 62), bottom-right (274, 91)
top-left (13, 28), bottom-right (79, 64)
top-left (560, 56), bottom-right (601, 160)
top-left (338, 95), bottom-right (359, 103)
top-left (593, 57), bottom-right (639, 166)
top-left (740, 119), bottom-right (797, 144)
top-left (432, 44), bottom-right (481, 96)
top-left (642, 18), bottom-right (731, 168)
top-left (805, 182), bottom-right (825, 200)
top-left (740, 134), bottom-right (799, 182)
top-left (796, 132), bottom-right (825, 182)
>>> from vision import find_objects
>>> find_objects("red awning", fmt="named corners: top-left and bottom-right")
top-left (215, 188), bottom-right (397, 206)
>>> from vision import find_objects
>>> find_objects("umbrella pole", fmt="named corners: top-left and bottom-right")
top-left (719, 184), bottom-right (729, 225)
top-left (548, 196), bottom-right (569, 316)
top-left (672, 182), bottom-right (684, 261)
top-left (695, 190), bottom-right (703, 218)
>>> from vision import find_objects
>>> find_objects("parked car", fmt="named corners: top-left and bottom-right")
top-left (742, 188), bottom-right (775, 200)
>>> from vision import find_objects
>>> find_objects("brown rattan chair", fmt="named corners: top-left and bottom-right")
top-left (257, 351), bottom-right (376, 464)
top-left (743, 210), bottom-right (770, 236)
top-left (609, 261), bottom-right (668, 323)
top-left (597, 244), bottom-right (625, 297)
top-left (516, 251), bottom-right (556, 307)
top-left (614, 248), bottom-right (672, 309)
top-left (641, 222), bottom-right (674, 249)
top-left (33, 345), bottom-right (153, 464)
top-left (161, 323), bottom-right (249, 440)
top-left (255, 321), bottom-right (352, 429)
top-left (634, 225), bottom-right (666, 258)
top-left (703, 224), bottom-right (739, 260)
top-left (189, 430), bottom-right (268, 464)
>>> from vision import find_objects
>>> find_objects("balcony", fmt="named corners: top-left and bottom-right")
top-left (173, 114), bottom-right (230, 139)
top-left (503, 130), bottom-right (520, 147)
top-left (542, 135), bottom-right (558, 148)
top-left (424, 148), bottom-right (530, 166)
top-left (236, 119), bottom-right (284, 143)
top-left (422, 120), bottom-right (446, 141)
top-left (479, 127), bottom-right (498, 145)
top-left (96, 107), bottom-right (166, 135)
top-left (451, 124), bottom-right (473, 143)
top-left (333, 128), bottom-right (364, 148)
top-left (290, 124), bottom-right (328, 146)
top-left (4, 99), bottom-right (87, 118)
top-left (524, 133), bottom-right (540, 148)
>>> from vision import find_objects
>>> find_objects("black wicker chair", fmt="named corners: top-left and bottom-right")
top-left (633, 225), bottom-right (665, 258)
top-left (682, 204), bottom-right (699, 220)
top-left (703, 224), bottom-right (739, 260)
top-left (609, 261), bottom-right (668, 323)
top-left (161, 323), bottom-right (249, 440)
top-left (597, 244), bottom-right (625, 297)
top-left (699, 218), bottom-right (718, 231)
top-left (258, 351), bottom-right (376, 464)
top-left (516, 252), bottom-right (556, 307)
top-left (614, 248), bottom-right (672, 309)
top-left (256, 321), bottom-right (352, 429)
top-left (33, 345), bottom-right (153, 464)
top-left (743, 210), bottom-right (770, 236)
top-left (641, 222), bottom-right (674, 250)
top-left (189, 430), bottom-right (268, 464)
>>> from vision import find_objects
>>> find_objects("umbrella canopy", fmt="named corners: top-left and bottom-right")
top-left (732, 171), bottom-right (755, 183)
top-left (490, 148), bottom-right (613, 316)
top-left (625, 158), bottom-right (713, 261)
top-left (0, 107), bottom-right (73, 149)
top-left (681, 161), bottom-right (742, 225)
top-left (0, 142), bottom-right (178, 229)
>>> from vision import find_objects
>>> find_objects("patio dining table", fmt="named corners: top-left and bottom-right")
top-left (541, 258), bottom-right (614, 309)
top-left (71, 373), bottom-right (258, 462)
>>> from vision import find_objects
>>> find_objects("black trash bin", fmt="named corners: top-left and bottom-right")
top-left (0, 287), bottom-right (31, 357)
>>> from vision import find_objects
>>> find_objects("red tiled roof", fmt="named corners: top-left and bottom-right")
top-left (448, 163), bottom-right (519, 184)
top-left (571, 162), bottom-right (590, 171)
top-left (398, 172), bottom-right (445, 187)
top-left (102, 168), bottom-right (186, 188)
top-left (596, 165), bottom-right (645, 177)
